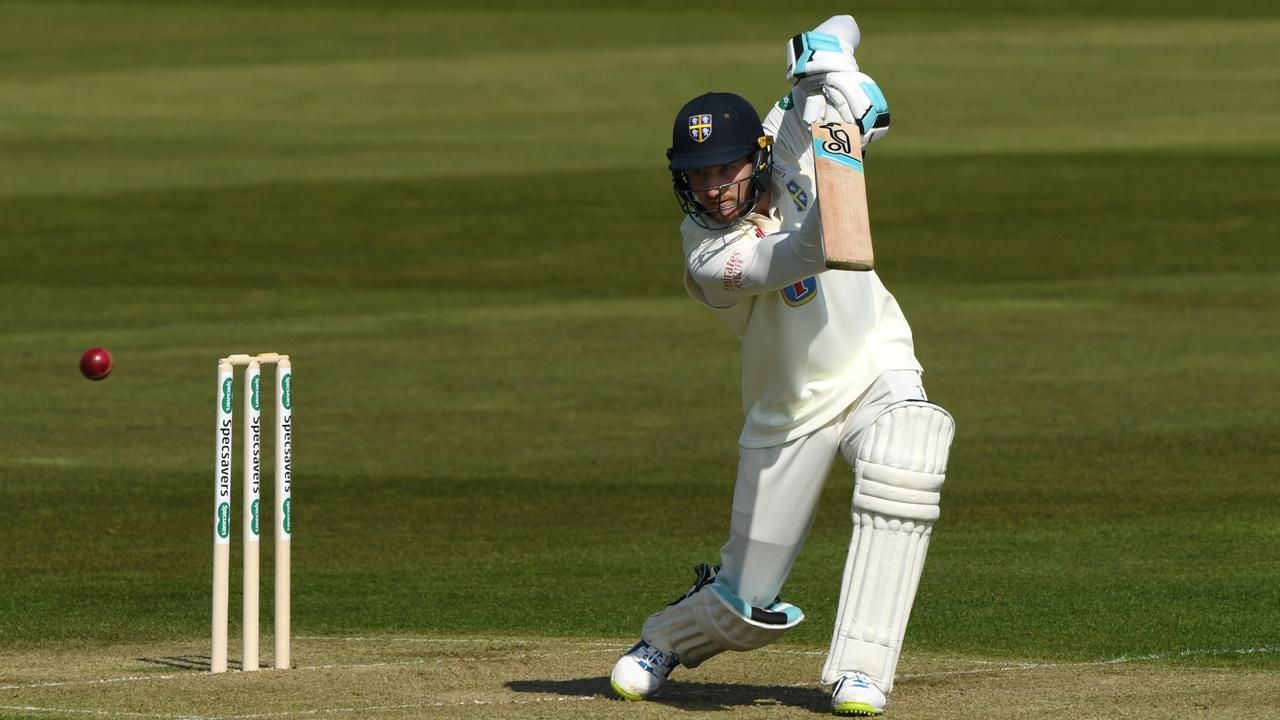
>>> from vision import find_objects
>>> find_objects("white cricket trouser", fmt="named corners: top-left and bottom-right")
top-left (716, 370), bottom-right (927, 606)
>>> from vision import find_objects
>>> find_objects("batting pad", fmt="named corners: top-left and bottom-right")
top-left (822, 401), bottom-right (954, 692)
top-left (643, 580), bottom-right (805, 668)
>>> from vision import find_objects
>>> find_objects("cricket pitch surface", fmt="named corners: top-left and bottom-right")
top-left (2, 636), bottom-right (1276, 720)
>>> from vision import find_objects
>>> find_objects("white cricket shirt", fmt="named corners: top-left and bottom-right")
top-left (681, 97), bottom-right (921, 448)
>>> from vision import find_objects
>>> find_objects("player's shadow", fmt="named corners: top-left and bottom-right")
top-left (507, 677), bottom-right (828, 713)
top-left (137, 655), bottom-right (222, 671)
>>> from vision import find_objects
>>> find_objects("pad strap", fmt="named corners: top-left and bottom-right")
top-left (643, 569), bottom-right (804, 668)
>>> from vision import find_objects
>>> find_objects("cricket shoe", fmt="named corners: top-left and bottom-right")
top-left (610, 640), bottom-right (678, 701)
top-left (831, 672), bottom-right (886, 716)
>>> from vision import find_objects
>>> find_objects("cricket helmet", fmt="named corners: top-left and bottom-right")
top-left (666, 92), bottom-right (774, 229)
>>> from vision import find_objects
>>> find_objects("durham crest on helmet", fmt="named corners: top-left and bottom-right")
top-left (688, 114), bottom-right (712, 143)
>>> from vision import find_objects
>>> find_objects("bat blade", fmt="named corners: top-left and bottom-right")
top-left (811, 118), bottom-right (873, 271)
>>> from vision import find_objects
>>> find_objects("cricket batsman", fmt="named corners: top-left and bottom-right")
top-left (609, 15), bottom-right (956, 716)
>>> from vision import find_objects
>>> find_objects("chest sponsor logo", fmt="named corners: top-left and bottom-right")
top-left (723, 249), bottom-right (745, 291)
top-left (782, 276), bottom-right (818, 307)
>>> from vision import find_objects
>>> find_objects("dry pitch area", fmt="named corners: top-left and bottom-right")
top-left (1, 636), bottom-right (1276, 720)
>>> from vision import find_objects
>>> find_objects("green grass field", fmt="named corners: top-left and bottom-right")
top-left (2, 1), bottom-right (1279, 718)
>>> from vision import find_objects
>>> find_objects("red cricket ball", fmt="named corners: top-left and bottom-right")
top-left (80, 346), bottom-right (113, 381)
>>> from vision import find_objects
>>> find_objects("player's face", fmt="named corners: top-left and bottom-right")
top-left (687, 157), bottom-right (756, 224)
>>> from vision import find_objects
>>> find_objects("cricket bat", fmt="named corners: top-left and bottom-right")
top-left (811, 113), bottom-right (873, 271)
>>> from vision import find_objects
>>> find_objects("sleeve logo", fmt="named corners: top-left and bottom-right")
top-left (782, 277), bottom-right (818, 307)
top-left (786, 180), bottom-right (809, 211)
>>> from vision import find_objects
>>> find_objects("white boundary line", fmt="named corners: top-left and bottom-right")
top-left (295, 635), bottom-right (629, 648)
top-left (222, 695), bottom-right (600, 719)
top-left (898, 644), bottom-right (1280, 680)
top-left (0, 673), bottom-right (189, 692)
top-left (0, 647), bottom-right (622, 691)
top-left (0, 695), bottom-right (602, 720)
top-left (0, 707), bottom-right (205, 720)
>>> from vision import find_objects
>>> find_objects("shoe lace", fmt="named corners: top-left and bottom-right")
top-left (838, 672), bottom-right (875, 691)
top-left (638, 643), bottom-right (677, 673)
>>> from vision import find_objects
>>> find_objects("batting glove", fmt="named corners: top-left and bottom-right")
top-left (796, 70), bottom-right (891, 148)
top-left (785, 15), bottom-right (861, 82)
top-left (784, 16), bottom-right (889, 146)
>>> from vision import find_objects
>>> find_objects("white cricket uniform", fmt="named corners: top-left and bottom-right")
top-left (681, 99), bottom-right (925, 606)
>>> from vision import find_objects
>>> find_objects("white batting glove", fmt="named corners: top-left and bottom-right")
top-left (800, 70), bottom-right (891, 148)
top-left (785, 15), bottom-right (861, 82)
top-left (785, 15), bottom-right (888, 144)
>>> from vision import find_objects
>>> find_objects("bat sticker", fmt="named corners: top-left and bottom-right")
top-left (814, 123), bottom-right (863, 172)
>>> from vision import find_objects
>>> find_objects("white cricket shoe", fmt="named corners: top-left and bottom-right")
top-left (831, 672), bottom-right (886, 716)
top-left (610, 640), bottom-right (678, 701)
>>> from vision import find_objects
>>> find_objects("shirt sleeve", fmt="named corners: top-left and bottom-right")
top-left (684, 209), bottom-right (825, 307)
top-left (763, 98), bottom-right (813, 174)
